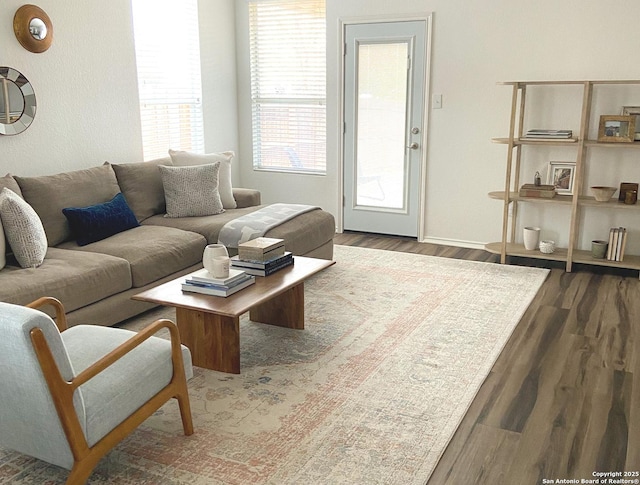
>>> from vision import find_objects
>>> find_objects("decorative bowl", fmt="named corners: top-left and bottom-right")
top-left (539, 240), bottom-right (555, 254)
top-left (590, 186), bottom-right (617, 202)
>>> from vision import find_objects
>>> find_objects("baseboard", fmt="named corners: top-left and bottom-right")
top-left (419, 237), bottom-right (487, 250)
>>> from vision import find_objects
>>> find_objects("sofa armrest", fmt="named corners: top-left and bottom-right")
top-left (233, 188), bottom-right (261, 208)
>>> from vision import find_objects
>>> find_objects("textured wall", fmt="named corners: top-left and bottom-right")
top-left (0, 0), bottom-right (239, 180)
top-left (0, 0), bottom-right (143, 176)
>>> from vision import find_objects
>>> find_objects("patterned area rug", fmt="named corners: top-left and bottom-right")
top-left (1, 246), bottom-right (549, 484)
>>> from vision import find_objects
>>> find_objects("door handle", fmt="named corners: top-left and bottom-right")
top-left (406, 142), bottom-right (419, 150)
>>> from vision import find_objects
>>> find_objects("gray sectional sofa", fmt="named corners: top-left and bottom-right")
top-left (0, 158), bottom-right (335, 327)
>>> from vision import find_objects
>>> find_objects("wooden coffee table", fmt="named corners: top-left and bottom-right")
top-left (132, 256), bottom-right (334, 374)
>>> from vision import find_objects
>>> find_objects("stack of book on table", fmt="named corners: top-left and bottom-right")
top-left (232, 237), bottom-right (293, 276)
top-left (518, 183), bottom-right (556, 198)
top-left (181, 268), bottom-right (255, 297)
top-left (607, 227), bottom-right (628, 261)
top-left (521, 129), bottom-right (574, 141)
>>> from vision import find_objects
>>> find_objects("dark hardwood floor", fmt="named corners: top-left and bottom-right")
top-left (334, 232), bottom-right (640, 485)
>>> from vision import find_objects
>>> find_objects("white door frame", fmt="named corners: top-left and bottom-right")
top-left (336, 13), bottom-right (433, 240)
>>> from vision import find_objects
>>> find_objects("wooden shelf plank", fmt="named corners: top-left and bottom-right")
top-left (488, 191), bottom-right (573, 205)
top-left (584, 139), bottom-right (640, 148)
top-left (488, 191), bottom-right (640, 210)
top-left (497, 80), bottom-right (640, 86)
top-left (485, 242), bottom-right (640, 271)
top-left (572, 250), bottom-right (640, 270)
top-left (492, 137), bottom-right (580, 146)
top-left (580, 197), bottom-right (640, 209)
top-left (485, 242), bottom-right (568, 262)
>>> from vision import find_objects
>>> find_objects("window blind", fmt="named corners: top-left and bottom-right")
top-left (249, 0), bottom-right (326, 173)
top-left (132, 0), bottom-right (204, 160)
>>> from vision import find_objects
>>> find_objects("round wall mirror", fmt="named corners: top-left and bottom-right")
top-left (29, 17), bottom-right (47, 40)
top-left (13, 5), bottom-right (53, 53)
top-left (0, 67), bottom-right (36, 136)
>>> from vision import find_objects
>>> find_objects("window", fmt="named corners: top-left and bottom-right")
top-left (131, 0), bottom-right (204, 160)
top-left (249, 0), bottom-right (326, 173)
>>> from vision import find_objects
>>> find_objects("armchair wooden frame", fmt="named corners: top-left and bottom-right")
top-left (25, 297), bottom-right (194, 485)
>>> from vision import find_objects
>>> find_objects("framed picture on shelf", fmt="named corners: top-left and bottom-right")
top-left (621, 106), bottom-right (640, 141)
top-left (597, 115), bottom-right (636, 143)
top-left (619, 182), bottom-right (639, 202)
top-left (547, 161), bottom-right (576, 195)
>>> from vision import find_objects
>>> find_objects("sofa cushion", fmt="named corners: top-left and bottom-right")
top-left (159, 163), bottom-right (224, 218)
top-left (110, 157), bottom-right (171, 222)
top-left (1, 174), bottom-right (22, 198)
top-left (15, 165), bottom-right (121, 246)
top-left (264, 208), bottom-right (336, 256)
top-left (0, 188), bottom-right (48, 268)
top-left (58, 225), bottom-right (207, 287)
top-left (169, 150), bottom-right (237, 209)
top-left (142, 205), bottom-right (266, 246)
top-left (63, 193), bottom-right (140, 246)
top-left (233, 188), bottom-right (261, 209)
top-left (0, 247), bottom-right (132, 313)
top-left (143, 205), bottom-right (336, 256)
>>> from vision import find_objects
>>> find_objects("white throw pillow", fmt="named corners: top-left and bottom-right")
top-left (168, 149), bottom-right (237, 209)
top-left (159, 163), bottom-right (225, 218)
top-left (0, 215), bottom-right (5, 270)
top-left (0, 187), bottom-right (48, 268)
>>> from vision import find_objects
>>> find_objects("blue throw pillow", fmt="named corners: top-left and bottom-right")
top-left (62, 193), bottom-right (139, 246)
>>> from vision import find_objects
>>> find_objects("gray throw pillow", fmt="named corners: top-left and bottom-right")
top-left (159, 163), bottom-right (225, 218)
top-left (0, 215), bottom-right (5, 270)
top-left (0, 187), bottom-right (48, 268)
top-left (168, 150), bottom-right (237, 209)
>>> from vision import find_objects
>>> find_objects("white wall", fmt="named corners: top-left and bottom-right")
top-left (235, 0), bottom-right (640, 251)
top-left (198, 0), bottom-right (241, 182)
top-left (0, 0), bottom-right (239, 178)
top-left (0, 0), bottom-right (143, 176)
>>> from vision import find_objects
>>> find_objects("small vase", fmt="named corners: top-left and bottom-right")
top-left (523, 227), bottom-right (540, 250)
top-left (203, 244), bottom-right (229, 276)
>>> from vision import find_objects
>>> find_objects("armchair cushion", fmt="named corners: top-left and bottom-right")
top-left (0, 303), bottom-right (84, 470)
top-left (61, 325), bottom-right (193, 446)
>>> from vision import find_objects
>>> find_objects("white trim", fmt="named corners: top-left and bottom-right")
top-left (336, 13), bottom-right (433, 239)
top-left (420, 237), bottom-right (488, 251)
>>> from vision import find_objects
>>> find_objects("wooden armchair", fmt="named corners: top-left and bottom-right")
top-left (0, 297), bottom-right (193, 484)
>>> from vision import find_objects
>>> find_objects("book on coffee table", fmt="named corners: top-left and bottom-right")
top-left (238, 237), bottom-right (285, 262)
top-left (181, 274), bottom-right (255, 297)
top-left (187, 268), bottom-right (247, 286)
top-left (231, 252), bottom-right (294, 276)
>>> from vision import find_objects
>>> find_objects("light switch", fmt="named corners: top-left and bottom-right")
top-left (433, 94), bottom-right (443, 109)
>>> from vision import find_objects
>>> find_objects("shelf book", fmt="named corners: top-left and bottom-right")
top-left (521, 129), bottom-right (573, 141)
top-left (231, 252), bottom-right (294, 277)
top-left (238, 237), bottom-right (285, 262)
top-left (606, 227), bottom-right (627, 262)
top-left (181, 269), bottom-right (255, 297)
top-left (518, 184), bottom-right (556, 198)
